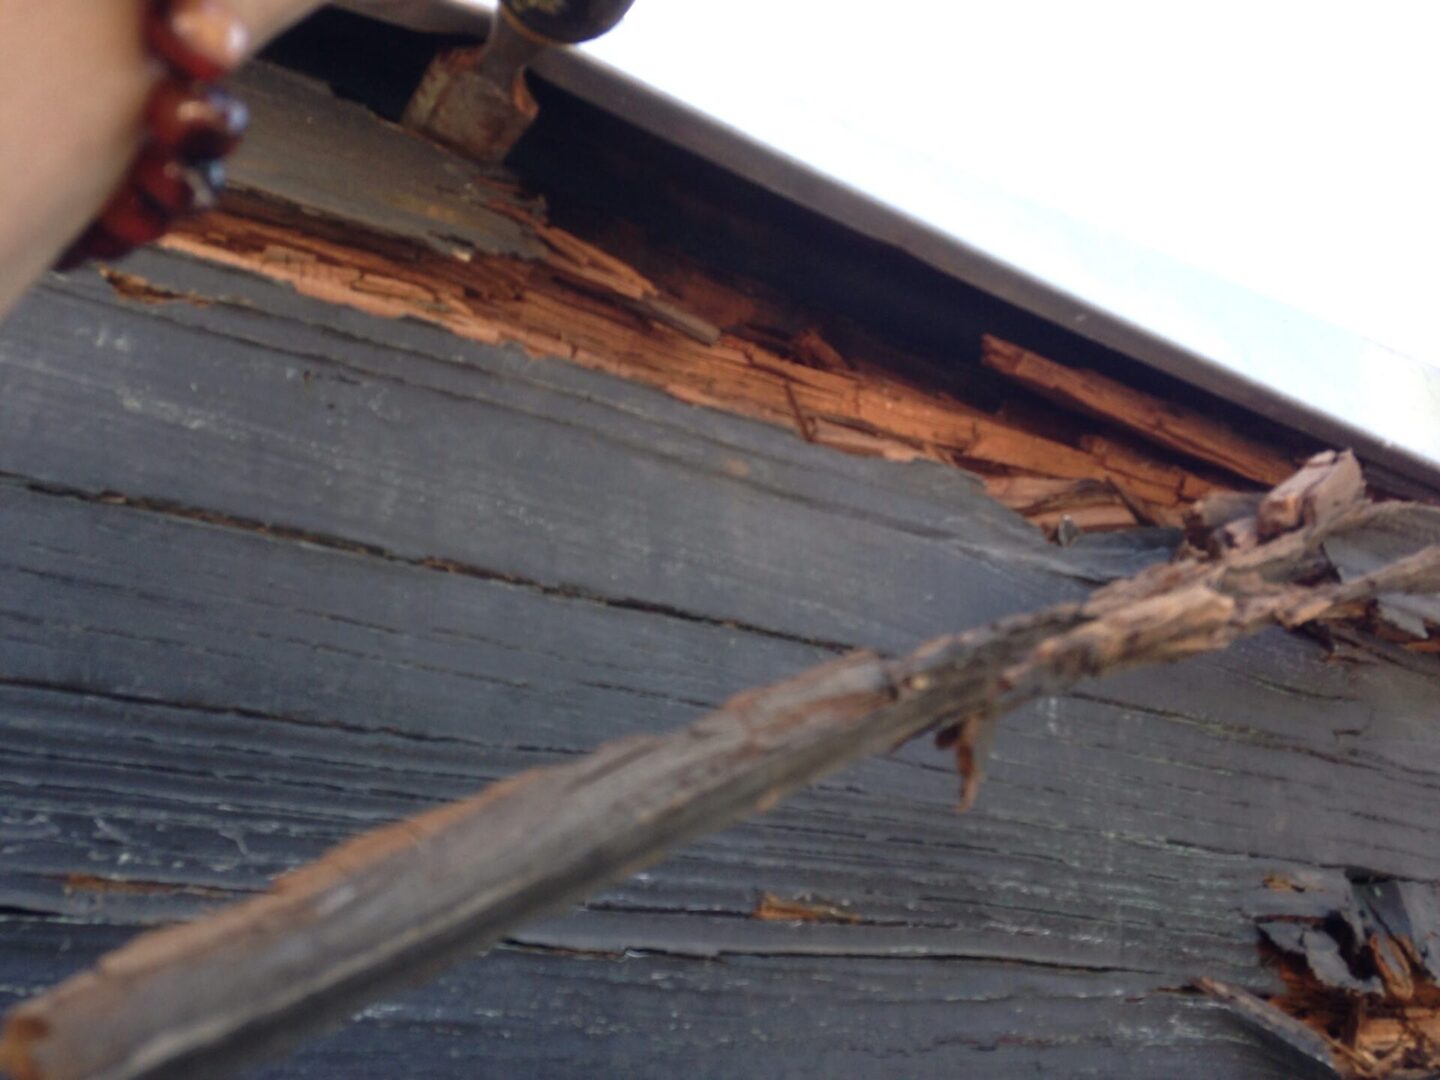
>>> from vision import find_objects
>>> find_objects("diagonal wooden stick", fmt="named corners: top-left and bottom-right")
top-left (4, 451), bottom-right (1439, 1080)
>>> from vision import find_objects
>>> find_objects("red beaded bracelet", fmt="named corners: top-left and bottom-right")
top-left (57, 0), bottom-right (250, 270)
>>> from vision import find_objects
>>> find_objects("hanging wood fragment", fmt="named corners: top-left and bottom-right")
top-left (4, 451), bottom-right (1440, 1080)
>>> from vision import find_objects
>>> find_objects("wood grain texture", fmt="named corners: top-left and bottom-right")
top-left (0, 254), bottom-right (1116, 655)
top-left (982, 335), bottom-right (1298, 486)
top-left (2, 63), bottom-right (1439, 1080)
top-left (5, 449), bottom-right (1436, 1080)
top-left (225, 64), bottom-right (545, 262)
top-left (158, 65), bottom-right (1264, 534)
top-left (5, 257), bottom-right (1440, 1077)
top-left (0, 922), bottom-right (1327, 1080)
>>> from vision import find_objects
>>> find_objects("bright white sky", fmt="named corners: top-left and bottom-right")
top-left (583, 1), bottom-right (1440, 367)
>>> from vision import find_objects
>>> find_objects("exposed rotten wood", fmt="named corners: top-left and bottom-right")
top-left (5, 452), bottom-right (1440, 1080)
top-left (125, 63), bottom-right (1285, 536)
top-left (979, 476), bottom-right (1143, 532)
top-left (1081, 432), bottom-right (1224, 503)
top-left (1208, 870), bottom-right (1440, 1079)
top-left (158, 210), bottom-right (1184, 535)
top-left (161, 210), bottom-right (1132, 503)
top-left (750, 894), bottom-right (861, 925)
top-left (982, 334), bottom-right (1300, 487)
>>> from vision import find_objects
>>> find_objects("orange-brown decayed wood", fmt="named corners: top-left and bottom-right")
top-left (752, 893), bottom-right (861, 924)
top-left (982, 334), bottom-right (1297, 486)
top-left (983, 476), bottom-right (1141, 531)
top-left (162, 215), bottom-right (1101, 481)
top-left (147, 199), bottom-right (1275, 536)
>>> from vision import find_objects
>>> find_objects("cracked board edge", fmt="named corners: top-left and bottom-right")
top-left (0, 919), bottom-right (1325, 1080)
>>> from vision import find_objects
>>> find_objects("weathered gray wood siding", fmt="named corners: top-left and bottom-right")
top-left (1, 67), bottom-right (1433, 1080)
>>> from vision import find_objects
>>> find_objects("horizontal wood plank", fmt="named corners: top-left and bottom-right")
top-left (0, 255), bottom-right (1135, 655)
top-left (983, 335), bottom-right (1297, 486)
top-left (0, 922), bottom-right (1319, 1079)
top-left (1, 61), bottom-right (1437, 1080)
top-left (5, 481), bottom-right (1440, 1066)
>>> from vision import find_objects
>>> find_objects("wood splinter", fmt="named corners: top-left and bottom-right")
top-left (4, 450), bottom-right (1440, 1080)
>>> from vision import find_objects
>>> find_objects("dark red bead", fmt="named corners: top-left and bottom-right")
top-left (55, 224), bottom-right (135, 270)
top-left (56, 153), bottom-right (224, 271)
top-left (131, 149), bottom-right (191, 216)
top-left (132, 147), bottom-right (224, 217)
top-left (57, 0), bottom-right (247, 271)
top-left (97, 183), bottom-right (172, 249)
top-left (190, 157), bottom-right (227, 203)
top-left (145, 0), bottom-right (250, 82)
top-left (146, 78), bottom-right (248, 160)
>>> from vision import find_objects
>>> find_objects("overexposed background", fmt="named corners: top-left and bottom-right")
top-left (584, 1), bottom-right (1439, 366)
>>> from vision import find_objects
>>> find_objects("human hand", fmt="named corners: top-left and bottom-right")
top-left (0, 0), bottom-right (324, 317)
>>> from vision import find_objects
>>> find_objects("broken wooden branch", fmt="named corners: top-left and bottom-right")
top-left (4, 451), bottom-right (1439, 1080)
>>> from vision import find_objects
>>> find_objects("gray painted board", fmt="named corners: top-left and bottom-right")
top-left (2, 64), bottom-right (1436, 1079)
